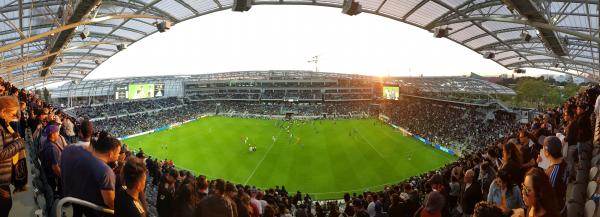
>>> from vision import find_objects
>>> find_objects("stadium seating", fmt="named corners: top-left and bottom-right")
top-left (4, 74), bottom-right (600, 217)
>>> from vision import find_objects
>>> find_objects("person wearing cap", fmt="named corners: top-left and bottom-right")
top-left (542, 136), bottom-right (567, 212)
top-left (40, 124), bottom-right (64, 198)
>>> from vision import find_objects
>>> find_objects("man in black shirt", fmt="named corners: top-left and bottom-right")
top-left (115, 157), bottom-right (147, 217)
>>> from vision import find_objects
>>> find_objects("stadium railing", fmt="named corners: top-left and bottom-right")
top-left (54, 197), bottom-right (114, 217)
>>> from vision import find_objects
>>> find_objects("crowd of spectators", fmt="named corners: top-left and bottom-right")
top-left (102, 86), bottom-right (600, 217)
top-left (4, 73), bottom-right (600, 217)
top-left (70, 97), bottom-right (182, 119)
top-left (382, 98), bottom-right (519, 155)
top-left (187, 89), bottom-right (371, 101)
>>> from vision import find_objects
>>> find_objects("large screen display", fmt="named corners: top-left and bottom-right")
top-left (128, 84), bottom-right (155, 99)
top-left (383, 86), bottom-right (399, 100)
top-left (115, 83), bottom-right (165, 100)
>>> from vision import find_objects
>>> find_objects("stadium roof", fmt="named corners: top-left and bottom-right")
top-left (390, 76), bottom-right (515, 95)
top-left (0, 0), bottom-right (598, 87)
top-left (50, 70), bottom-right (515, 97)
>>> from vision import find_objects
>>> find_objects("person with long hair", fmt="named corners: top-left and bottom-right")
top-left (487, 168), bottom-right (524, 212)
top-left (502, 141), bottom-right (524, 185)
top-left (521, 168), bottom-right (560, 217)
top-left (0, 96), bottom-right (26, 217)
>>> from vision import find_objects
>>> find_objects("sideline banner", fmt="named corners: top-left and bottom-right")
top-left (379, 118), bottom-right (456, 156)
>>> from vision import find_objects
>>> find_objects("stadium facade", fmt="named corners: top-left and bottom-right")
top-left (49, 70), bottom-right (515, 107)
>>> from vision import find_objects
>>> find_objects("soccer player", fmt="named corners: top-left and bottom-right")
top-left (272, 136), bottom-right (276, 143)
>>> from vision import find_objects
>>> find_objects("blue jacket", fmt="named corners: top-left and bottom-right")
top-left (487, 181), bottom-right (524, 210)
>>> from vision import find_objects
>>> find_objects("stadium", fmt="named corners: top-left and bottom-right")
top-left (0, 1), bottom-right (598, 217)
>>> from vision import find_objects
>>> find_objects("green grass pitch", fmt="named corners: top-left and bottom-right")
top-left (124, 116), bottom-right (457, 199)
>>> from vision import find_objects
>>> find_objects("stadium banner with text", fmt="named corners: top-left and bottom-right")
top-left (119, 116), bottom-right (208, 140)
top-left (382, 86), bottom-right (400, 100)
top-left (119, 130), bottom-right (153, 140)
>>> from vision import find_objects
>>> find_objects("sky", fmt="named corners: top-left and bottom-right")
top-left (85, 5), bottom-right (563, 80)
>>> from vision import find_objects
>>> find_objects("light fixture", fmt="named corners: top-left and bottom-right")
top-left (342, 0), bottom-right (362, 16)
top-left (157, 21), bottom-right (171, 33)
top-left (483, 52), bottom-right (495, 59)
top-left (232, 0), bottom-right (252, 12)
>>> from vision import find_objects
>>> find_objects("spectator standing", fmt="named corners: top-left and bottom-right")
top-left (478, 161), bottom-right (495, 198)
top-left (115, 157), bottom-right (147, 217)
top-left (60, 132), bottom-right (121, 217)
top-left (367, 194), bottom-right (377, 217)
top-left (156, 168), bottom-right (177, 217)
top-left (62, 115), bottom-right (76, 143)
top-left (40, 124), bottom-right (64, 198)
top-left (487, 168), bottom-right (523, 212)
top-left (521, 168), bottom-right (560, 217)
top-left (472, 201), bottom-right (504, 217)
top-left (198, 179), bottom-right (236, 217)
top-left (459, 169), bottom-right (482, 217)
top-left (374, 203), bottom-right (387, 217)
top-left (427, 174), bottom-right (450, 217)
top-left (414, 191), bottom-right (445, 217)
top-left (542, 136), bottom-right (567, 213)
top-left (0, 96), bottom-right (26, 217)
top-left (447, 176), bottom-right (459, 210)
top-left (387, 193), bottom-right (407, 217)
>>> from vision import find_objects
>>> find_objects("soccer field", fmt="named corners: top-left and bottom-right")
top-left (124, 116), bottom-right (457, 199)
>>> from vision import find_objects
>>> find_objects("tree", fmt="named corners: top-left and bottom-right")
top-left (564, 83), bottom-right (579, 98)
top-left (515, 78), bottom-right (548, 107)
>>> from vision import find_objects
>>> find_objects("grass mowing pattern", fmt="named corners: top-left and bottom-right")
top-left (124, 116), bottom-right (457, 199)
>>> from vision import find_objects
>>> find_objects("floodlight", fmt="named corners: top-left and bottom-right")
top-left (80, 30), bottom-right (90, 40)
top-left (116, 44), bottom-right (127, 51)
top-left (157, 21), bottom-right (172, 33)
top-left (342, 0), bottom-right (362, 16)
top-left (483, 52), bottom-right (495, 59)
top-left (433, 28), bottom-right (450, 38)
top-left (232, 0), bottom-right (252, 12)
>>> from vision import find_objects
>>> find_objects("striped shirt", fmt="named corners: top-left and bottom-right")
top-left (545, 161), bottom-right (567, 209)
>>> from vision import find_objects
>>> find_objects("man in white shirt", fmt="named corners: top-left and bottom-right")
top-left (366, 194), bottom-right (376, 217)
top-left (250, 190), bottom-right (263, 215)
